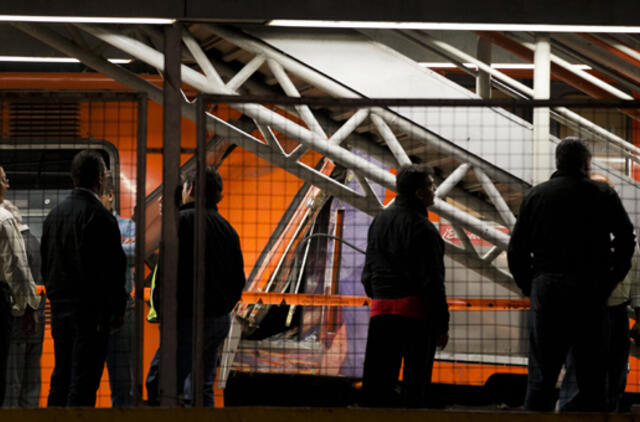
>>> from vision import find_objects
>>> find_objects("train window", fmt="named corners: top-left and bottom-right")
top-left (2, 149), bottom-right (111, 190)
top-left (1, 143), bottom-right (119, 239)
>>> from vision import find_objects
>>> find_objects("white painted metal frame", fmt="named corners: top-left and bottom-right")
top-left (13, 22), bottom-right (519, 296)
top-left (399, 29), bottom-right (640, 167)
top-left (69, 23), bottom-right (513, 244)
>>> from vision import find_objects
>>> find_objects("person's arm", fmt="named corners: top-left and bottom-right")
top-left (228, 230), bottom-right (246, 309)
top-left (413, 223), bottom-right (449, 338)
top-left (0, 216), bottom-right (40, 316)
top-left (628, 253), bottom-right (640, 342)
top-left (361, 223), bottom-right (375, 298)
top-left (507, 196), bottom-right (534, 297)
top-left (608, 190), bottom-right (636, 286)
top-left (118, 217), bottom-right (136, 266)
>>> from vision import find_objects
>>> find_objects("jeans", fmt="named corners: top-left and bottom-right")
top-left (524, 275), bottom-right (608, 412)
top-left (47, 303), bottom-right (110, 407)
top-left (361, 314), bottom-right (437, 408)
top-left (106, 304), bottom-right (134, 407)
top-left (4, 318), bottom-right (43, 408)
top-left (146, 314), bottom-right (230, 407)
top-left (178, 314), bottom-right (230, 407)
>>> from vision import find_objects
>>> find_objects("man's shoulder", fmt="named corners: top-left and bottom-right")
top-left (0, 206), bottom-right (12, 223)
top-left (0, 207), bottom-right (16, 232)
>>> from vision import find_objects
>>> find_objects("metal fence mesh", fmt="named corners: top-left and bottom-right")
top-left (1, 91), bottom-right (640, 410)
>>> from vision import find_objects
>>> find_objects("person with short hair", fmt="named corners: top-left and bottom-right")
top-left (558, 173), bottom-right (640, 412)
top-left (154, 166), bottom-right (245, 406)
top-left (508, 137), bottom-right (636, 412)
top-left (100, 172), bottom-right (136, 407)
top-left (1, 199), bottom-right (45, 408)
top-left (0, 166), bottom-right (40, 407)
top-left (41, 150), bottom-right (127, 407)
top-left (361, 163), bottom-right (449, 408)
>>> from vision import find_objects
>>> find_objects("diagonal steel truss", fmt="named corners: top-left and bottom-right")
top-left (13, 22), bottom-right (517, 294)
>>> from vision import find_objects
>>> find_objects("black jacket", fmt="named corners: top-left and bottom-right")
top-left (362, 195), bottom-right (449, 334)
top-left (508, 170), bottom-right (636, 300)
top-left (41, 188), bottom-right (127, 323)
top-left (157, 202), bottom-right (246, 319)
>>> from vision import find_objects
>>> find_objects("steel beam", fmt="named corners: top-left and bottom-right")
top-left (159, 22), bottom-right (181, 407)
top-left (57, 22), bottom-right (517, 295)
top-left (435, 163), bottom-right (471, 199)
top-left (192, 96), bottom-right (207, 407)
top-left (133, 94), bottom-right (148, 406)
top-left (476, 38), bottom-right (492, 99)
top-left (473, 168), bottom-right (516, 229)
top-left (554, 33), bottom-right (640, 87)
top-left (533, 33), bottom-right (551, 185)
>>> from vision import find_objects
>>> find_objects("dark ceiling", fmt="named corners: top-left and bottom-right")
top-left (1, 0), bottom-right (639, 26)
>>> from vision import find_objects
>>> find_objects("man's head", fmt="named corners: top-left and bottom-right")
top-left (396, 164), bottom-right (436, 208)
top-left (71, 150), bottom-right (107, 194)
top-left (100, 172), bottom-right (115, 211)
top-left (555, 137), bottom-right (592, 176)
top-left (182, 166), bottom-right (223, 207)
top-left (0, 166), bottom-right (8, 204)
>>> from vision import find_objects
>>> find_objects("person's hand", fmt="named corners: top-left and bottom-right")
top-left (21, 307), bottom-right (37, 336)
top-left (436, 332), bottom-right (449, 350)
top-left (122, 237), bottom-right (135, 245)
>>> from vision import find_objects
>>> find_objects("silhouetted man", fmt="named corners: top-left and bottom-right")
top-left (361, 163), bottom-right (449, 408)
top-left (41, 150), bottom-right (127, 407)
top-left (508, 137), bottom-right (635, 412)
top-left (155, 167), bottom-right (245, 406)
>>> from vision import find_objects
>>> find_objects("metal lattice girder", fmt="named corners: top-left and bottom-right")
top-left (395, 29), bottom-right (640, 166)
top-left (70, 23), bottom-right (513, 244)
top-left (14, 22), bottom-right (517, 294)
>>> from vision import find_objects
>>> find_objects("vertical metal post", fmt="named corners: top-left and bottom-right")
top-left (192, 96), bottom-right (207, 407)
top-left (533, 33), bottom-right (551, 184)
top-left (133, 93), bottom-right (148, 406)
top-left (160, 22), bottom-right (182, 407)
top-left (476, 37), bottom-right (492, 99)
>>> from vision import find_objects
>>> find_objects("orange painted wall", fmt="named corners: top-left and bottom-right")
top-left (0, 77), bottom-right (310, 406)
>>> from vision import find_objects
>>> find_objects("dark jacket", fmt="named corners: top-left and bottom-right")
top-left (157, 202), bottom-right (246, 319)
top-left (362, 195), bottom-right (449, 335)
top-left (508, 170), bottom-right (636, 300)
top-left (41, 188), bottom-right (127, 323)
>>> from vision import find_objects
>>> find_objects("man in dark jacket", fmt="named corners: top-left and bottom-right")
top-left (361, 163), bottom-right (449, 408)
top-left (41, 150), bottom-right (127, 407)
top-left (155, 166), bottom-right (245, 407)
top-left (508, 137), bottom-right (636, 412)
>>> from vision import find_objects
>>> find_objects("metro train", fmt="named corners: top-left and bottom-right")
top-left (1, 75), bottom-right (639, 407)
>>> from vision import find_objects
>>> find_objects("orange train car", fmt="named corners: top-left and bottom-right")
top-left (0, 76), bottom-right (322, 406)
top-left (2, 74), bottom-right (640, 408)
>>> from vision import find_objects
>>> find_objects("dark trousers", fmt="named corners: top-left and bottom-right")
top-left (147, 314), bottom-right (231, 407)
top-left (605, 303), bottom-right (631, 411)
top-left (177, 314), bottom-right (230, 407)
top-left (0, 284), bottom-right (12, 406)
top-left (105, 304), bottom-right (134, 407)
top-left (361, 314), bottom-right (436, 408)
top-left (145, 347), bottom-right (160, 406)
top-left (559, 302), bottom-right (630, 412)
top-left (525, 275), bottom-right (608, 412)
top-left (47, 304), bottom-right (110, 407)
